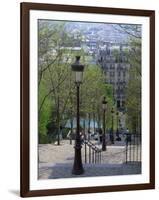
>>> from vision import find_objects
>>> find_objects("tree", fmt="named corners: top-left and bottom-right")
top-left (38, 20), bottom-right (77, 142)
top-left (125, 34), bottom-right (141, 132)
top-left (38, 20), bottom-right (89, 143)
top-left (80, 64), bottom-right (114, 130)
top-left (38, 20), bottom-right (119, 143)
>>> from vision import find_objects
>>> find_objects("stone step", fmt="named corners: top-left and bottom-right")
top-left (39, 162), bottom-right (141, 179)
top-left (39, 162), bottom-right (141, 169)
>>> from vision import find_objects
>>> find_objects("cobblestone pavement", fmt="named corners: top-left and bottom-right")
top-left (38, 140), bottom-right (141, 179)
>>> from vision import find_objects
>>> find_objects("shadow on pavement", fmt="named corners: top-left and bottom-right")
top-left (38, 161), bottom-right (141, 179)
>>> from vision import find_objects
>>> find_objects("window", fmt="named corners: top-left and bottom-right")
top-left (110, 71), bottom-right (115, 77)
top-left (117, 100), bottom-right (120, 108)
top-left (122, 101), bottom-right (125, 107)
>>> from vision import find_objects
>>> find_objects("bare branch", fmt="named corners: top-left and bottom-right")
top-left (112, 24), bottom-right (141, 39)
top-left (38, 52), bottom-right (62, 87)
top-left (38, 72), bottom-right (69, 115)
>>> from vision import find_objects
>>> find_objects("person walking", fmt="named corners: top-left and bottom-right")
top-left (99, 128), bottom-right (103, 143)
top-left (125, 128), bottom-right (131, 144)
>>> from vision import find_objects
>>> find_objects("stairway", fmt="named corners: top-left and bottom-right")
top-left (39, 162), bottom-right (141, 179)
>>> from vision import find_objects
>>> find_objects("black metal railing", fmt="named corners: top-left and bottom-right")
top-left (83, 139), bottom-right (102, 164)
top-left (125, 133), bottom-right (141, 163)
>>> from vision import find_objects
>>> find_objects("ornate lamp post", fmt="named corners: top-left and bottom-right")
top-left (111, 108), bottom-right (114, 144)
top-left (91, 99), bottom-right (96, 135)
top-left (102, 97), bottom-right (107, 151)
top-left (70, 105), bottom-right (73, 145)
top-left (116, 111), bottom-right (119, 137)
top-left (71, 56), bottom-right (84, 175)
top-left (56, 96), bottom-right (60, 145)
top-left (116, 111), bottom-right (121, 141)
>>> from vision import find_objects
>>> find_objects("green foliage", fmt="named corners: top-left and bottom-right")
top-left (80, 65), bottom-right (115, 129)
top-left (38, 20), bottom-right (117, 143)
top-left (38, 81), bottom-right (52, 143)
top-left (125, 38), bottom-right (141, 133)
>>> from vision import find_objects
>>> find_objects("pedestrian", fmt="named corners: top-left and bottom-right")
top-left (99, 128), bottom-right (103, 143)
top-left (59, 126), bottom-right (63, 140)
top-left (125, 128), bottom-right (131, 143)
top-left (88, 129), bottom-right (91, 140)
top-left (80, 130), bottom-right (85, 144)
top-left (67, 130), bottom-right (71, 139)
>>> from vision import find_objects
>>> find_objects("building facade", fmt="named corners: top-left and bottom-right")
top-left (97, 42), bottom-right (130, 111)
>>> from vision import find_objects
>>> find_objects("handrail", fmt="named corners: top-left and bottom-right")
top-left (125, 133), bottom-right (141, 164)
top-left (83, 139), bottom-right (102, 164)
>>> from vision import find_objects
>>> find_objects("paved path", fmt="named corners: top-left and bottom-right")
top-left (38, 140), bottom-right (141, 179)
top-left (39, 140), bottom-right (125, 164)
top-left (39, 162), bottom-right (141, 179)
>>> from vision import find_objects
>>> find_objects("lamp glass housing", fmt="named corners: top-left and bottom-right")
top-left (102, 103), bottom-right (107, 110)
top-left (71, 56), bottom-right (84, 84)
top-left (75, 71), bottom-right (83, 83)
top-left (102, 97), bottom-right (107, 111)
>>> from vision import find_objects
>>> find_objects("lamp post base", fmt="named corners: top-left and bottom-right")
top-left (102, 133), bottom-right (106, 151)
top-left (72, 145), bottom-right (84, 175)
top-left (72, 160), bottom-right (84, 175)
top-left (72, 167), bottom-right (84, 175)
top-left (102, 145), bottom-right (106, 151)
top-left (102, 135), bottom-right (106, 151)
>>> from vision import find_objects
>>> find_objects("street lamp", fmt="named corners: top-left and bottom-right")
top-left (71, 56), bottom-right (84, 175)
top-left (102, 97), bottom-right (107, 151)
top-left (116, 111), bottom-right (120, 141)
top-left (91, 99), bottom-right (95, 134)
top-left (70, 105), bottom-right (73, 145)
top-left (111, 108), bottom-right (114, 144)
top-left (57, 96), bottom-right (60, 145)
